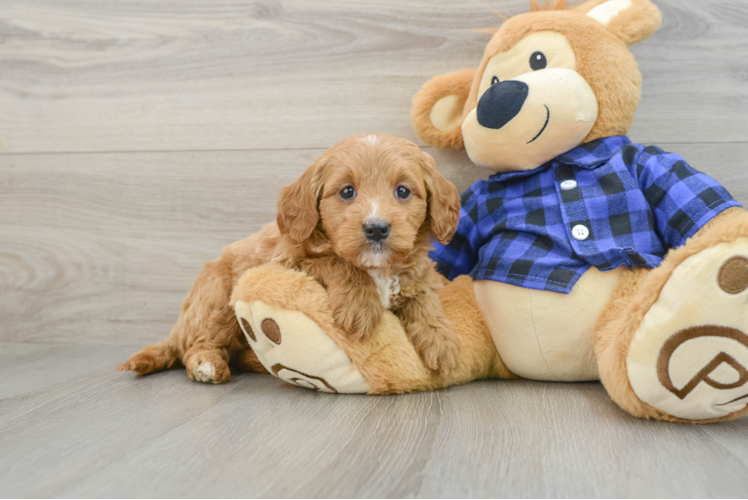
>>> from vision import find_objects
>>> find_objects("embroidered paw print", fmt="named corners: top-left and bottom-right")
top-left (234, 300), bottom-right (370, 394)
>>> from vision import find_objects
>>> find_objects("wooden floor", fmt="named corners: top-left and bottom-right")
top-left (1, 0), bottom-right (748, 497)
top-left (3, 343), bottom-right (748, 498)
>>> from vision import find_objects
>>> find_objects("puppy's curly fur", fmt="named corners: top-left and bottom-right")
top-left (118, 134), bottom-right (462, 383)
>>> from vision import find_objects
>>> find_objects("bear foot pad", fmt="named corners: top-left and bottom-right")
top-left (628, 240), bottom-right (748, 420)
top-left (235, 300), bottom-right (370, 394)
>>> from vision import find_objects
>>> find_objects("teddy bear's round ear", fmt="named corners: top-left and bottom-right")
top-left (411, 69), bottom-right (475, 149)
top-left (574, 0), bottom-right (662, 46)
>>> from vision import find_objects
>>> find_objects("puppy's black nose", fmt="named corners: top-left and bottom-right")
top-left (477, 80), bottom-right (528, 130)
top-left (363, 219), bottom-right (390, 242)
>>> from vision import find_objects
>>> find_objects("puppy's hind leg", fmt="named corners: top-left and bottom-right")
top-left (183, 293), bottom-right (253, 384)
top-left (183, 343), bottom-right (233, 384)
top-left (117, 339), bottom-right (179, 375)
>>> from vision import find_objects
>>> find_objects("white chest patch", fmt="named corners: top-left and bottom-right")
top-left (367, 270), bottom-right (400, 309)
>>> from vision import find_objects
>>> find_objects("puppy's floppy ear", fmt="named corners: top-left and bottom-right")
top-left (575, 0), bottom-right (661, 45)
top-left (277, 158), bottom-right (325, 245)
top-left (419, 151), bottom-right (460, 244)
top-left (411, 69), bottom-right (475, 150)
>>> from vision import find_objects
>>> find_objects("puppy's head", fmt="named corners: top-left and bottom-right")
top-left (277, 134), bottom-right (459, 270)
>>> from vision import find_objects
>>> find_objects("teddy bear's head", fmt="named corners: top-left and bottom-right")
top-left (411, 0), bottom-right (661, 172)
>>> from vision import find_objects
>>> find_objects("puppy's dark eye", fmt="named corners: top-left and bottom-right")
top-left (339, 186), bottom-right (356, 200)
top-left (491, 76), bottom-right (499, 85)
top-left (530, 51), bottom-right (547, 71)
top-left (395, 186), bottom-right (411, 200)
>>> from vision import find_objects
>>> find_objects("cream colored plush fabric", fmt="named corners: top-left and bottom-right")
top-left (235, 300), bottom-right (370, 394)
top-left (430, 95), bottom-right (464, 133)
top-left (474, 267), bottom-right (624, 381)
top-left (586, 0), bottom-right (633, 25)
top-left (627, 240), bottom-right (748, 420)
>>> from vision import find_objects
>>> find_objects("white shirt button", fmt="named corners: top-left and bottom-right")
top-left (560, 180), bottom-right (578, 190)
top-left (572, 224), bottom-right (589, 241)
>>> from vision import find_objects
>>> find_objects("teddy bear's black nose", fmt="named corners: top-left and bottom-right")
top-left (477, 80), bottom-right (529, 130)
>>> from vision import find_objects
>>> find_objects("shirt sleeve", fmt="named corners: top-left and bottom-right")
top-left (429, 185), bottom-right (483, 280)
top-left (631, 145), bottom-right (741, 248)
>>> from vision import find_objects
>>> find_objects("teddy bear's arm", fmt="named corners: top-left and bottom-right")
top-left (631, 147), bottom-right (741, 249)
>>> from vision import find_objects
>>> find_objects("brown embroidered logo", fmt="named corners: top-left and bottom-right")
top-left (271, 363), bottom-right (338, 393)
top-left (657, 326), bottom-right (748, 400)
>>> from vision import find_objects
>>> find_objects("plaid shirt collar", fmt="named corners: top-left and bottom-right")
top-left (489, 136), bottom-right (634, 183)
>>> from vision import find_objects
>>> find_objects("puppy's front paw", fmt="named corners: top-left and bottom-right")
top-left (410, 323), bottom-right (461, 374)
top-left (330, 294), bottom-right (383, 341)
top-left (334, 308), bottom-right (379, 341)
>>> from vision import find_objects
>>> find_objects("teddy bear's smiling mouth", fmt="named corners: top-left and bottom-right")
top-left (527, 105), bottom-right (550, 144)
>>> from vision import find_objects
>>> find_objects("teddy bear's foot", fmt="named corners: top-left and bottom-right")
top-left (627, 240), bottom-right (748, 420)
top-left (232, 264), bottom-right (371, 394)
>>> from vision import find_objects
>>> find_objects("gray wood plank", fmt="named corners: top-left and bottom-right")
top-left (0, 343), bottom-right (144, 424)
top-left (0, 343), bottom-right (747, 498)
top-left (1, 143), bottom-right (745, 345)
top-left (1, 0), bottom-right (747, 154)
top-left (2, 1), bottom-right (747, 497)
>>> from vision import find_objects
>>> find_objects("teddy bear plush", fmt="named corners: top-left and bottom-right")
top-left (231, 0), bottom-right (748, 423)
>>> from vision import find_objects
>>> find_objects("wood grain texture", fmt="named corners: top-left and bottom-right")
top-left (1, 343), bottom-right (747, 498)
top-left (1, 144), bottom-right (745, 345)
top-left (1, 0), bottom-right (747, 154)
top-left (2, 0), bottom-right (748, 497)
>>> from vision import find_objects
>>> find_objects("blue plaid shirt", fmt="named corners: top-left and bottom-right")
top-left (431, 136), bottom-right (741, 293)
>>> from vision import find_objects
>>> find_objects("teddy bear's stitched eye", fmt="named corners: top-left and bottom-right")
top-left (395, 186), bottom-right (411, 200)
top-left (491, 76), bottom-right (500, 85)
top-left (530, 51), bottom-right (547, 70)
top-left (339, 186), bottom-right (356, 200)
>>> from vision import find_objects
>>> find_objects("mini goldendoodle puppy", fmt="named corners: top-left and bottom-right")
top-left (118, 134), bottom-right (462, 383)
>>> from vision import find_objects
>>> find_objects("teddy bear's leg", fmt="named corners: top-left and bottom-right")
top-left (231, 265), bottom-right (509, 394)
top-left (596, 208), bottom-right (748, 422)
top-left (378, 274), bottom-right (513, 393)
top-left (231, 264), bottom-right (371, 393)
top-left (474, 267), bottom-right (624, 382)
top-left (231, 348), bottom-right (269, 374)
